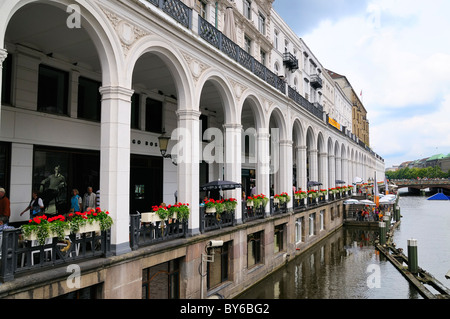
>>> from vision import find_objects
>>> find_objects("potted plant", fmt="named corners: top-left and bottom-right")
top-left (152, 205), bottom-right (169, 221)
top-left (246, 196), bottom-right (254, 207)
top-left (21, 215), bottom-right (51, 245)
top-left (214, 199), bottom-right (225, 215)
top-left (21, 215), bottom-right (70, 245)
top-left (204, 199), bottom-right (217, 214)
top-left (275, 192), bottom-right (291, 204)
top-left (176, 203), bottom-right (190, 221)
top-left (294, 190), bottom-right (307, 200)
top-left (91, 208), bottom-right (113, 231)
top-left (223, 198), bottom-right (237, 212)
top-left (253, 194), bottom-right (269, 208)
top-left (48, 215), bottom-right (71, 240)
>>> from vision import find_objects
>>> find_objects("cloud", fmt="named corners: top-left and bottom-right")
top-left (273, 0), bottom-right (450, 167)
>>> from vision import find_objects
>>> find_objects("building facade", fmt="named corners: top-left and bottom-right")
top-left (0, 0), bottom-right (385, 299)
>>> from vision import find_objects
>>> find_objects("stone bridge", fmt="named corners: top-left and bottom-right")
top-left (392, 179), bottom-right (450, 191)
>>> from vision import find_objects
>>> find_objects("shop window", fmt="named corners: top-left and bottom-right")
top-left (207, 242), bottom-right (231, 290)
top-left (37, 65), bottom-right (69, 115)
top-left (1, 53), bottom-right (12, 105)
top-left (274, 224), bottom-right (285, 253)
top-left (131, 93), bottom-right (140, 130)
top-left (145, 98), bottom-right (163, 134)
top-left (247, 231), bottom-right (263, 268)
top-left (78, 76), bottom-right (101, 122)
top-left (33, 146), bottom-right (100, 215)
top-left (142, 259), bottom-right (180, 299)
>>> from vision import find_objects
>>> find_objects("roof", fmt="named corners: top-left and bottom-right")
top-left (426, 154), bottom-right (445, 161)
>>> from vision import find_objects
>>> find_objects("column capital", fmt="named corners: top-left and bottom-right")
top-left (99, 85), bottom-right (134, 100)
top-left (176, 109), bottom-right (202, 120)
top-left (223, 123), bottom-right (243, 130)
top-left (279, 140), bottom-right (293, 147)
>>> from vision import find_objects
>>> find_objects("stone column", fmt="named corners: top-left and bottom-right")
top-left (279, 140), bottom-right (293, 208)
top-left (319, 152), bottom-right (329, 191)
top-left (335, 156), bottom-right (341, 186)
top-left (176, 109), bottom-right (201, 235)
top-left (99, 85), bottom-right (134, 256)
top-left (223, 123), bottom-right (242, 223)
top-left (296, 146), bottom-right (307, 192)
top-left (257, 129), bottom-right (270, 213)
top-left (308, 149), bottom-right (318, 183)
top-left (328, 154), bottom-right (336, 189)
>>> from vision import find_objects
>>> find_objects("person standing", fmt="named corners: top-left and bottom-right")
top-left (82, 186), bottom-right (96, 212)
top-left (70, 189), bottom-right (82, 213)
top-left (0, 187), bottom-right (10, 224)
top-left (20, 190), bottom-right (45, 219)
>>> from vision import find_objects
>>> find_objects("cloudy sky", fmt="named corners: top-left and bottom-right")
top-left (273, 0), bottom-right (450, 169)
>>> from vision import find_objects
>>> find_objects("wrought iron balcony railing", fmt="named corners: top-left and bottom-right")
top-left (283, 52), bottom-right (299, 71)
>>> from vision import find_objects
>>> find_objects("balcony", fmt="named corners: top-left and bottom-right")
top-left (310, 74), bottom-right (323, 89)
top-left (283, 52), bottom-right (299, 72)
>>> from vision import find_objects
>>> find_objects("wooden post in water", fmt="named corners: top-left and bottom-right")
top-left (379, 221), bottom-right (386, 245)
top-left (408, 239), bottom-right (419, 274)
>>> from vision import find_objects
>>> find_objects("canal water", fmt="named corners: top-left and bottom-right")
top-left (237, 193), bottom-right (450, 299)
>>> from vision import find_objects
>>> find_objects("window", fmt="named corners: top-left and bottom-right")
top-left (258, 13), bottom-right (266, 35)
top-left (196, 0), bottom-right (207, 18)
top-left (295, 217), bottom-right (304, 244)
top-left (78, 76), bottom-right (101, 122)
top-left (320, 210), bottom-right (325, 230)
top-left (244, 36), bottom-right (252, 54)
top-left (145, 98), bottom-right (163, 134)
top-left (142, 259), bottom-right (180, 299)
top-left (260, 50), bottom-right (266, 66)
top-left (247, 231), bottom-right (263, 268)
top-left (1, 53), bottom-right (12, 105)
top-left (243, 0), bottom-right (252, 19)
top-left (274, 30), bottom-right (279, 50)
top-left (274, 224), bottom-right (285, 253)
top-left (131, 93), bottom-right (140, 130)
top-left (37, 65), bottom-right (69, 115)
top-left (309, 213), bottom-right (316, 237)
top-left (207, 242), bottom-right (230, 289)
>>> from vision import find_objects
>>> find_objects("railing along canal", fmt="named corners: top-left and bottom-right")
top-left (0, 228), bottom-right (111, 282)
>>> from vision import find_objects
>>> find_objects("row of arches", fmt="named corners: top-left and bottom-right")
top-left (0, 0), bottom-right (384, 253)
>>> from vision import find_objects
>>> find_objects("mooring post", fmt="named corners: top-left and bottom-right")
top-left (379, 221), bottom-right (386, 245)
top-left (408, 239), bottom-right (419, 274)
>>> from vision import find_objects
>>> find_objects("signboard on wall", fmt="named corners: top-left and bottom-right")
top-left (328, 117), bottom-right (341, 130)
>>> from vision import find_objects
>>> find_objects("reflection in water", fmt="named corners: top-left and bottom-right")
top-left (238, 195), bottom-right (450, 299)
top-left (238, 227), bottom-right (422, 299)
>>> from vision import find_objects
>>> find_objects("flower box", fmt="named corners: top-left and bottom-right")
top-left (24, 229), bottom-right (70, 242)
top-left (205, 207), bottom-right (217, 214)
top-left (77, 221), bottom-right (101, 234)
top-left (247, 201), bottom-right (254, 207)
top-left (141, 212), bottom-right (164, 224)
top-left (273, 198), bottom-right (280, 204)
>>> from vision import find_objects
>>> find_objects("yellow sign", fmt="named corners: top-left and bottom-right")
top-left (328, 117), bottom-right (341, 130)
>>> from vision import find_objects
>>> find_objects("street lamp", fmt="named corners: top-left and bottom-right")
top-left (158, 130), bottom-right (177, 166)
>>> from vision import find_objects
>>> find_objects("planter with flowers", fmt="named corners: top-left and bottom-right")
top-left (253, 194), bottom-right (269, 208)
top-left (223, 198), bottom-right (237, 212)
top-left (307, 190), bottom-right (318, 205)
top-left (68, 208), bottom-right (113, 234)
top-left (21, 215), bottom-right (70, 245)
top-left (294, 190), bottom-right (307, 208)
top-left (204, 199), bottom-right (217, 214)
top-left (274, 192), bottom-right (291, 205)
top-left (176, 203), bottom-right (190, 221)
